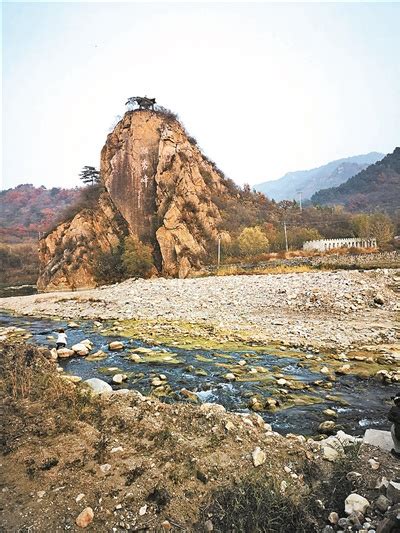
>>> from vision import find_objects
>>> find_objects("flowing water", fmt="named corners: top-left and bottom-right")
top-left (0, 312), bottom-right (395, 436)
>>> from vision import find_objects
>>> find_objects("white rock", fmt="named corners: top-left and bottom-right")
top-left (71, 343), bottom-right (89, 356)
top-left (151, 377), bottom-right (164, 387)
top-left (344, 493), bottom-right (370, 515)
top-left (37, 490), bottom-right (45, 498)
top-left (252, 447), bottom-right (266, 467)
top-left (57, 348), bottom-right (75, 358)
top-left (139, 504), bottom-right (147, 516)
top-left (100, 463), bottom-right (111, 473)
top-left (67, 322), bottom-right (79, 328)
top-left (112, 374), bottom-right (127, 384)
top-left (363, 429), bottom-right (393, 452)
top-left (111, 446), bottom-right (123, 453)
top-left (60, 375), bottom-right (82, 383)
top-left (81, 339), bottom-right (93, 349)
top-left (322, 446), bottom-right (339, 462)
top-left (368, 458), bottom-right (380, 470)
top-left (76, 493), bottom-right (85, 502)
top-left (224, 373), bottom-right (236, 381)
top-left (84, 378), bottom-right (112, 394)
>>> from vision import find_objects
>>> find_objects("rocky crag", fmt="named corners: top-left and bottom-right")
top-left (38, 110), bottom-right (231, 291)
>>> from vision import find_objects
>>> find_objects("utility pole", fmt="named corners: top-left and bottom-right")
top-left (283, 221), bottom-right (289, 252)
top-left (296, 189), bottom-right (303, 212)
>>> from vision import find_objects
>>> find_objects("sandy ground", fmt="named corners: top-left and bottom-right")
top-left (1, 269), bottom-right (399, 351)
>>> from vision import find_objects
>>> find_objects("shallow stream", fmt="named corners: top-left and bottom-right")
top-left (0, 312), bottom-right (395, 436)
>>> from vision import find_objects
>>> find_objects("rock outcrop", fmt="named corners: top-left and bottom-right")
top-left (37, 193), bottom-right (128, 291)
top-left (38, 110), bottom-right (231, 290)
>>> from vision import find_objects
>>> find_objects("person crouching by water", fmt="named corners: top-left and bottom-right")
top-left (56, 329), bottom-right (67, 350)
top-left (389, 392), bottom-right (400, 459)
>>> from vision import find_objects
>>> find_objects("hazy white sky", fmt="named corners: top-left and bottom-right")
top-left (2, 2), bottom-right (400, 190)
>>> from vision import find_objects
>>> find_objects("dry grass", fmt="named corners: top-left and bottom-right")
top-left (216, 264), bottom-right (314, 276)
top-left (0, 342), bottom-right (104, 436)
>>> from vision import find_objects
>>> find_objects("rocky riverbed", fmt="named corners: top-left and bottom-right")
top-left (1, 269), bottom-right (399, 351)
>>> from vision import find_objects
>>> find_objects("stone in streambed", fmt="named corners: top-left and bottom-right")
top-left (318, 420), bottom-right (336, 434)
top-left (109, 341), bottom-right (124, 351)
top-left (112, 373), bottom-right (127, 384)
top-left (71, 343), bottom-right (89, 356)
top-left (86, 350), bottom-right (107, 361)
top-left (180, 388), bottom-right (199, 402)
top-left (57, 348), bottom-right (75, 358)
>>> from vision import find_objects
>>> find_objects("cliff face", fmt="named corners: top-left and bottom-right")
top-left (38, 110), bottom-right (230, 290)
top-left (37, 193), bottom-right (128, 291)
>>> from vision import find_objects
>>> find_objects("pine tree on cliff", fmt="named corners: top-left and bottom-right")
top-left (79, 166), bottom-right (101, 186)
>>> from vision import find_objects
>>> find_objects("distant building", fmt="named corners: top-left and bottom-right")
top-left (303, 237), bottom-right (377, 252)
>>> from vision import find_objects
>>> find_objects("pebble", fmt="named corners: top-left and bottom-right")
top-left (139, 504), bottom-right (147, 516)
top-left (76, 493), bottom-right (85, 502)
top-left (205, 520), bottom-right (214, 531)
top-left (111, 446), bottom-right (123, 453)
top-left (368, 458), bottom-right (380, 470)
top-left (100, 463), bottom-right (112, 473)
top-left (345, 494), bottom-right (370, 515)
top-left (328, 512), bottom-right (339, 525)
top-left (76, 507), bottom-right (94, 528)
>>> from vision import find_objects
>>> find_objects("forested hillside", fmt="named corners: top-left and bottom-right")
top-left (311, 148), bottom-right (400, 213)
top-left (0, 184), bottom-right (80, 243)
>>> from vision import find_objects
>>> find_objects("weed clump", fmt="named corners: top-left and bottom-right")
top-left (199, 479), bottom-right (320, 532)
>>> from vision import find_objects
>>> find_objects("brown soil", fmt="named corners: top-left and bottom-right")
top-left (1, 343), bottom-right (399, 533)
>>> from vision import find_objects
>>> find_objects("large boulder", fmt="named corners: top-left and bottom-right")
top-left (71, 343), bottom-right (90, 356)
top-left (83, 378), bottom-right (112, 394)
top-left (57, 348), bottom-right (75, 358)
top-left (363, 429), bottom-right (393, 452)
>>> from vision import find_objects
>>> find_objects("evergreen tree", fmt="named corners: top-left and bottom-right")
top-left (79, 166), bottom-right (101, 186)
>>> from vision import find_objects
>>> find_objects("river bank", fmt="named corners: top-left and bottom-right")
top-left (1, 269), bottom-right (399, 352)
top-left (1, 343), bottom-right (400, 532)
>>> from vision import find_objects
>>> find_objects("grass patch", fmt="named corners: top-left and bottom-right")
top-left (0, 341), bottom-right (105, 451)
top-left (199, 478), bottom-right (320, 532)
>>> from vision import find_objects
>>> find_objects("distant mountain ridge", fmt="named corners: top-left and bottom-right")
top-left (254, 152), bottom-right (385, 201)
top-left (311, 147), bottom-right (400, 213)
